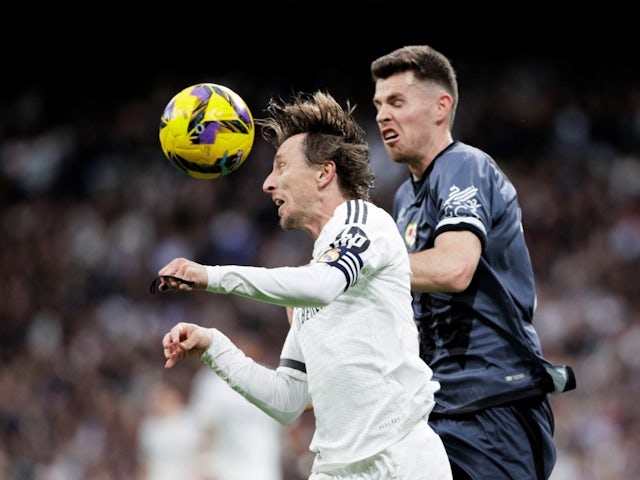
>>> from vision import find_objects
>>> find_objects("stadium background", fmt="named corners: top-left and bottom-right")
top-left (1, 11), bottom-right (639, 479)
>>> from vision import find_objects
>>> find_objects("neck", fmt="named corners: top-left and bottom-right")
top-left (409, 132), bottom-right (453, 180)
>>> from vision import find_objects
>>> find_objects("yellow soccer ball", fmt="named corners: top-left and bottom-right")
top-left (159, 83), bottom-right (254, 179)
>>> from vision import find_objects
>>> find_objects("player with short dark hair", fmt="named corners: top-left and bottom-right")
top-left (157, 91), bottom-right (453, 479)
top-left (371, 45), bottom-right (576, 480)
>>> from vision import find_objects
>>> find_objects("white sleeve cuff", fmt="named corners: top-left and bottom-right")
top-left (206, 265), bottom-right (220, 292)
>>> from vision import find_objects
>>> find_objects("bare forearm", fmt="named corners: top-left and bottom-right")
top-left (409, 231), bottom-right (481, 293)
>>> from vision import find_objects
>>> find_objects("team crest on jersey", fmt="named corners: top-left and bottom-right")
top-left (319, 248), bottom-right (341, 263)
top-left (404, 222), bottom-right (417, 248)
top-left (443, 185), bottom-right (481, 218)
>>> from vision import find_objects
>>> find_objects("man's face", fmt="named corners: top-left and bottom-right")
top-left (372, 71), bottom-right (440, 164)
top-left (262, 133), bottom-right (319, 231)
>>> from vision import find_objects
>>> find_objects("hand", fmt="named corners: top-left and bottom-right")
top-left (162, 322), bottom-right (214, 368)
top-left (151, 257), bottom-right (209, 293)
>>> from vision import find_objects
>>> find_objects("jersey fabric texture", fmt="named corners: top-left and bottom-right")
top-left (202, 199), bottom-right (445, 474)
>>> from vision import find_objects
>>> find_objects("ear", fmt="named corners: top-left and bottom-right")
top-left (317, 160), bottom-right (336, 188)
top-left (435, 92), bottom-right (453, 124)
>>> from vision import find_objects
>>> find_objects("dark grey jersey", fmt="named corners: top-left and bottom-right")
top-left (393, 141), bottom-right (560, 414)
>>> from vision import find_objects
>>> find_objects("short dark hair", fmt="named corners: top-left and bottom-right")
top-left (258, 91), bottom-right (374, 201)
top-left (371, 45), bottom-right (459, 126)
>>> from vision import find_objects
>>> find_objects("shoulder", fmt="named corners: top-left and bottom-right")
top-left (362, 202), bottom-right (406, 246)
top-left (332, 199), bottom-right (392, 227)
top-left (330, 200), bottom-right (400, 242)
top-left (433, 141), bottom-right (503, 182)
top-left (442, 141), bottom-right (493, 166)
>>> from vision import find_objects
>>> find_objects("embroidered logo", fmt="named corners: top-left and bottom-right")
top-left (318, 248), bottom-right (340, 263)
top-left (443, 185), bottom-right (481, 218)
top-left (404, 222), bottom-right (417, 248)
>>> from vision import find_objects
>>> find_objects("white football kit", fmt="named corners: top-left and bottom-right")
top-left (201, 199), bottom-right (450, 479)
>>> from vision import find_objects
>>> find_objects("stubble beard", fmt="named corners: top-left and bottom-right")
top-left (279, 212), bottom-right (297, 231)
top-left (279, 206), bottom-right (308, 233)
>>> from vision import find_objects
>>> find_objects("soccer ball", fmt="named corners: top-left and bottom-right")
top-left (159, 83), bottom-right (255, 179)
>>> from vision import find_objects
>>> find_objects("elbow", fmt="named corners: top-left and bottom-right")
top-left (448, 275), bottom-right (472, 293)
top-left (273, 411), bottom-right (302, 426)
top-left (267, 403), bottom-right (308, 425)
top-left (276, 401), bottom-right (313, 425)
top-left (447, 264), bottom-right (475, 292)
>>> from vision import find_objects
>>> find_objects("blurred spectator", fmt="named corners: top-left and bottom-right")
top-left (138, 380), bottom-right (203, 480)
top-left (188, 329), bottom-right (285, 480)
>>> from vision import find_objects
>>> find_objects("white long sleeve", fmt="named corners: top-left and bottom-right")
top-left (200, 200), bottom-right (440, 467)
top-left (200, 328), bottom-right (310, 425)
top-left (206, 262), bottom-right (346, 307)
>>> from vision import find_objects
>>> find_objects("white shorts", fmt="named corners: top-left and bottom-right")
top-left (309, 419), bottom-right (452, 480)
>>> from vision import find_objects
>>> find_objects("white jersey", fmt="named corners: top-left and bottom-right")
top-left (201, 199), bottom-right (440, 468)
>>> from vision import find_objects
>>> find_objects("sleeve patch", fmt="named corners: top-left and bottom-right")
top-left (317, 245), bottom-right (363, 290)
top-left (443, 185), bottom-right (482, 219)
top-left (318, 248), bottom-right (341, 263)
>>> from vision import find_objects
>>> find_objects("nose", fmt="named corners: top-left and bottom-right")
top-left (262, 171), bottom-right (276, 194)
top-left (375, 105), bottom-right (389, 125)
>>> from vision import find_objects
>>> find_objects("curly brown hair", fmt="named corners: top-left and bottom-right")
top-left (257, 91), bottom-right (374, 201)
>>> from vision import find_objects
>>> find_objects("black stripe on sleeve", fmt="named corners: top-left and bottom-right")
top-left (279, 358), bottom-right (306, 373)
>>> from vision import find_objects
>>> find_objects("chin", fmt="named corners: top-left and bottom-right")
top-left (279, 216), bottom-right (292, 231)
top-left (385, 145), bottom-right (402, 160)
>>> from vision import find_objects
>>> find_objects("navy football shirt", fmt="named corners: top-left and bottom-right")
top-left (393, 141), bottom-right (556, 414)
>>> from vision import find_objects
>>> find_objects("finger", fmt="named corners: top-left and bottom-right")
top-left (163, 341), bottom-right (183, 368)
top-left (162, 337), bottom-right (177, 355)
top-left (164, 355), bottom-right (178, 369)
top-left (163, 343), bottom-right (176, 361)
top-left (161, 331), bottom-right (174, 347)
top-left (150, 275), bottom-right (195, 294)
top-left (162, 328), bottom-right (181, 346)
top-left (162, 329), bottom-right (184, 360)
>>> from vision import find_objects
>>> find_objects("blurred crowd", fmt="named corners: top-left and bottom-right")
top-left (1, 53), bottom-right (639, 480)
